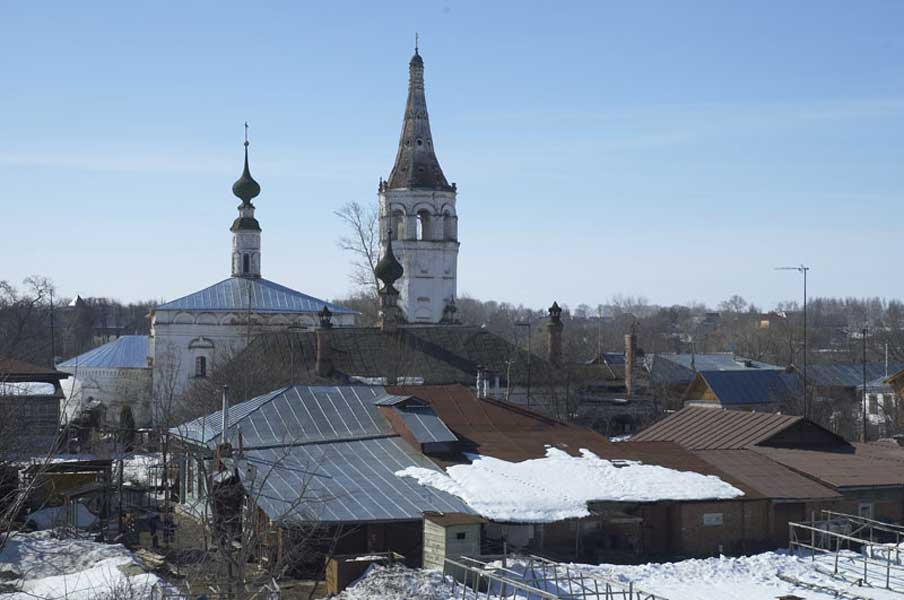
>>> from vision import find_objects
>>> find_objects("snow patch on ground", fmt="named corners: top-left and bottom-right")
top-left (338, 552), bottom-right (904, 600)
top-left (395, 447), bottom-right (743, 522)
top-left (24, 505), bottom-right (98, 530)
top-left (121, 452), bottom-right (160, 487)
top-left (0, 531), bottom-right (174, 599)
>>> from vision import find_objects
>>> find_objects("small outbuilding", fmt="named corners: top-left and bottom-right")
top-left (422, 512), bottom-right (485, 575)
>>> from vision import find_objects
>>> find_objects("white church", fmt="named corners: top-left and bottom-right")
top-left (60, 46), bottom-right (461, 421)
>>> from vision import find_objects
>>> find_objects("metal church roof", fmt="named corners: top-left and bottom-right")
top-left (155, 277), bottom-right (357, 315)
top-left (57, 335), bottom-right (149, 369)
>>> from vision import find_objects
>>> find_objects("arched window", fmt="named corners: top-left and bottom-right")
top-left (391, 210), bottom-right (405, 240)
top-left (195, 356), bottom-right (207, 378)
top-left (416, 210), bottom-right (431, 241)
top-left (242, 254), bottom-right (250, 274)
top-left (443, 211), bottom-right (455, 240)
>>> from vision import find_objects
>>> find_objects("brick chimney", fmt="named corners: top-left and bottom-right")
top-left (315, 306), bottom-right (334, 377)
top-left (625, 324), bottom-right (637, 400)
top-left (546, 302), bottom-right (564, 367)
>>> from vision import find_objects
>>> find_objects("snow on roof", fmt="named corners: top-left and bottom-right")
top-left (57, 335), bottom-right (149, 369)
top-left (0, 382), bottom-right (57, 396)
top-left (395, 447), bottom-right (743, 523)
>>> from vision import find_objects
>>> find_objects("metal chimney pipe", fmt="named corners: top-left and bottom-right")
top-left (221, 385), bottom-right (230, 446)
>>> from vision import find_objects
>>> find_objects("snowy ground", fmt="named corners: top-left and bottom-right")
top-left (338, 551), bottom-right (904, 600)
top-left (0, 531), bottom-right (178, 599)
top-left (396, 447), bottom-right (743, 522)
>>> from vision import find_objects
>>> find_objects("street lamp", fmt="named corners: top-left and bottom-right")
top-left (776, 265), bottom-right (810, 418)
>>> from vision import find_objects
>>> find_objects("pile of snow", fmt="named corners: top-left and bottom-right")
top-left (0, 531), bottom-right (177, 599)
top-left (396, 447), bottom-right (743, 522)
top-left (24, 505), bottom-right (98, 530)
top-left (121, 453), bottom-right (161, 487)
top-left (336, 565), bottom-right (470, 600)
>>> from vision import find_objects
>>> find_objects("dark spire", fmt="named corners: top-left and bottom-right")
top-left (386, 46), bottom-right (453, 191)
top-left (232, 123), bottom-right (261, 205)
top-left (374, 230), bottom-right (404, 290)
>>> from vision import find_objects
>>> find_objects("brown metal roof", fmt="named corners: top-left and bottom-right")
top-left (753, 445), bottom-right (904, 489)
top-left (0, 358), bottom-right (67, 379)
top-left (390, 385), bottom-right (761, 498)
top-left (693, 449), bottom-right (840, 500)
top-left (632, 406), bottom-right (804, 450)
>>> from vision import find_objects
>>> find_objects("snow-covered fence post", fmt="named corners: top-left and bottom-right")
top-left (888, 547), bottom-right (892, 589)
top-left (864, 548), bottom-right (869, 584)
top-left (835, 535), bottom-right (840, 574)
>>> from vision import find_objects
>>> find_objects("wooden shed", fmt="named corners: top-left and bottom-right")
top-left (422, 512), bottom-right (485, 576)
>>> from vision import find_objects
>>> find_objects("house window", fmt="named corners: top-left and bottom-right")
top-left (456, 532), bottom-right (466, 540)
top-left (859, 502), bottom-right (874, 520)
top-left (195, 356), bottom-right (207, 378)
top-left (869, 394), bottom-right (878, 415)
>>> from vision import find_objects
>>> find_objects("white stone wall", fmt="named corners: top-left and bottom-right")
top-left (379, 188), bottom-right (459, 323)
top-left (150, 308), bottom-right (355, 397)
top-left (231, 230), bottom-right (261, 278)
top-left (58, 365), bottom-right (153, 426)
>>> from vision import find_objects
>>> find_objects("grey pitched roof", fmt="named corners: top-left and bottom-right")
top-left (807, 363), bottom-right (903, 388)
top-left (173, 384), bottom-right (475, 524)
top-left (175, 385), bottom-right (392, 447)
top-left (649, 353), bottom-right (782, 386)
top-left (228, 327), bottom-right (555, 393)
top-left (155, 277), bottom-right (356, 315)
top-left (57, 335), bottom-right (149, 370)
top-left (695, 369), bottom-right (801, 406)
top-left (238, 437), bottom-right (472, 524)
top-left (395, 404), bottom-right (457, 444)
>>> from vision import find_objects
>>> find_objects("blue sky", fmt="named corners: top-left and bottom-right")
top-left (2, 1), bottom-right (902, 310)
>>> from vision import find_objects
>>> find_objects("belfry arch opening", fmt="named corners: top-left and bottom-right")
top-left (416, 210), bottom-right (431, 241)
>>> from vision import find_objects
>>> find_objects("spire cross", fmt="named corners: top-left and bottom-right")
top-left (244, 122), bottom-right (249, 148)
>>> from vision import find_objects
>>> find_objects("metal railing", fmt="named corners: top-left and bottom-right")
top-left (443, 554), bottom-right (667, 600)
top-left (789, 510), bottom-right (904, 593)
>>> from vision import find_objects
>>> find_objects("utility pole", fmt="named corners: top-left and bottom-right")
top-left (516, 321), bottom-right (532, 407)
top-left (49, 288), bottom-right (56, 367)
top-left (862, 326), bottom-right (868, 443)
top-left (776, 265), bottom-right (810, 418)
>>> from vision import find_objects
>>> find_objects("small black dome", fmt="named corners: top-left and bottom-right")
top-left (375, 233), bottom-right (404, 287)
top-left (232, 145), bottom-right (260, 203)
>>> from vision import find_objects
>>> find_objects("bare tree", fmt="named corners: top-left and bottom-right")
top-left (335, 200), bottom-right (380, 302)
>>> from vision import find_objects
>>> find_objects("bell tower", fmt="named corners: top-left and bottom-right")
top-left (230, 124), bottom-right (262, 279)
top-left (378, 44), bottom-right (459, 323)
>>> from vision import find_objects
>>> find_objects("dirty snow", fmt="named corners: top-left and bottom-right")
top-left (335, 565), bottom-right (469, 600)
top-left (395, 447), bottom-right (743, 522)
top-left (121, 452), bottom-right (161, 486)
top-left (0, 531), bottom-right (176, 599)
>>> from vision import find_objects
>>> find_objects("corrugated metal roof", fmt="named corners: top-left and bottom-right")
top-left (57, 335), bottom-right (149, 369)
top-left (633, 406), bottom-right (803, 450)
top-left (754, 444), bottom-right (904, 489)
top-left (693, 449), bottom-right (840, 500)
top-left (395, 405), bottom-right (457, 444)
top-left (696, 370), bottom-right (800, 406)
top-left (155, 277), bottom-right (357, 314)
top-left (808, 363), bottom-right (904, 388)
top-left (649, 353), bottom-right (782, 386)
top-left (239, 437), bottom-right (474, 524)
top-left (175, 385), bottom-right (392, 446)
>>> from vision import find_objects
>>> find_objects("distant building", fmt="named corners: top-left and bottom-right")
top-left (56, 335), bottom-right (152, 426)
top-left (148, 139), bottom-right (356, 397)
top-left (681, 369), bottom-right (801, 411)
top-left (857, 374), bottom-right (898, 438)
top-left (805, 362), bottom-right (904, 404)
top-left (0, 358), bottom-right (69, 457)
